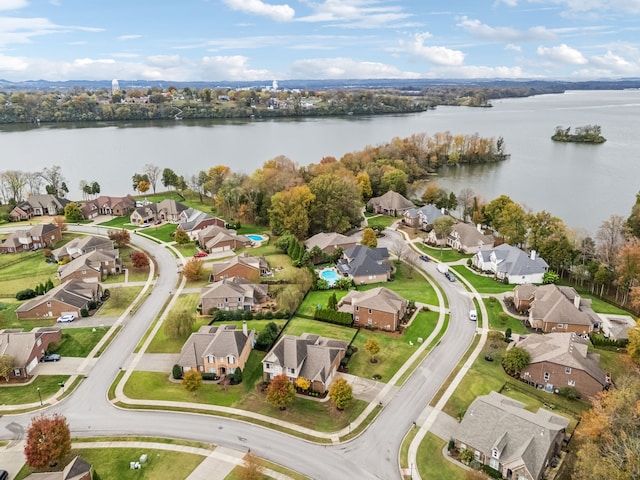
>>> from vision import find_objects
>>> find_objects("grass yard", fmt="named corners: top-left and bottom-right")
top-left (415, 243), bottom-right (472, 263)
top-left (0, 375), bottom-right (69, 405)
top-left (97, 286), bottom-right (144, 317)
top-left (450, 265), bottom-right (515, 294)
top-left (174, 243), bottom-right (199, 257)
top-left (138, 223), bottom-right (177, 243)
top-left (360, 263), bottom-right (438, 305)
top-left (296, 290), bottom-right (350, 317)
top-left (236, 224), bottom-right (269, 236)
top-left (483, 297), bottom-right (529, 334)
top-left (417, 432), bottom-right (466, 480)
top-left (97, 216), bottom-right (137, 229)
top-left (0, 251), bottom-right (58, 295)
top-left (366, 215), bottom-right (397, 229)
top-left (0, 300), bottom-right (56, 329)
top-left (15, 447), bottom-right (205, 480)
top-left (51, 327), bottom-right (110, 357)
top-left (593, 348), bottom-right (632, 380)
top-left (284, 317), bottom-right (357, 343)
top-left (582, 294), bottom-right (633, 315)
top-left (265, 253), bottom-right (298, 281)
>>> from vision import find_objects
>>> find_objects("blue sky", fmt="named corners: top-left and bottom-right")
top-left (1, 0), bottom-right (639, 82)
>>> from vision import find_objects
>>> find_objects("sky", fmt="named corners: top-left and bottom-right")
top-left (1, 0), bottom-right (639, 82)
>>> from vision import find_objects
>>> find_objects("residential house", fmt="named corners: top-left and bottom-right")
top-left (304, 232), bottom-right (356, 255)
top-left (178, 208), bottom-right (225, 238)
top-left (262, 333), bottom-right (348, 393)
top-left (0, 327), bottom-right (62, 379)
top-left (336, 245), bottom-right (391, 285)
top-left (0, 224), bottom-right (61, 254)
top-left (197, 225), bottom-right (251, 253)
top-left (367, 190), bottom-right (414, 216)
top-left (210, 254), bottom-right (270, 282)
top-left (80, 195), bottom-right (135, 219)
top-left (199, 277), bottom-right (268, 314)
top-left (24, 455), bottom-right (92, 480)
top-left (57, 249), bottom-right (121, 283)
top-left (130, 204), bottom-right (156, 225)
top-left (599, 314), bottom-right (637, 341)
top-left (129, 199), bottom-right (188, 225)
top-left (177, 323), bottom-right (255, 376)
top-left (517, 284), bottom-right (599, 334)
top-left (472, 244), bottom-right (549, 285)
top-left (51, 235), bottom-right (114, 262)
top-left (16, 280), bottom-right (102, 319)
top-left (515, 332), bottom-right (611, 398)
top-left (454, 391), bottom-right (569, 480)
top-left (513, 283), bottom-right (537, 313)
top-left (446, 223), bottom-right (494, 254)
top-left (9, 194), bottom-right (70, 220)
top-left (403, 204), bottom-right (444, 230)
top-left (338, 287), bottom-right (408, 331)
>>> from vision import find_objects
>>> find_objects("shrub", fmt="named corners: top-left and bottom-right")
top-left (88, 300), bottom-right (98, 310)
top-left (459, 449), bottom-right (474, 465)
top-left (448, 439), bottom-right (456, 451)
top-left (467, 258), bottom-right (472, 266)
top-left (202, 373), bottom-right (220, 381)
top-left (16, 289), bottom-right (37, 300)
top-left (230, 367), bottom-right (243, 385)
top-left (313, 308), bottom-right (353, 326)
top-left (172, 364), bottom-right (183, 380)
top-left (80, 308), bottom-right (89, 317)
top-left (481, 465), bottom-right (503, 479)
top-left (558, 386), bottom-right (581, 401)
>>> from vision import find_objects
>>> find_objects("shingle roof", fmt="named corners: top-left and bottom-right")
top-left (531, 285), bottom-right (599, 327)
top-left (0, 328), bottom-right (61, 367)
top-left (490, 244), bottom-right (549, 276)
top-left (200, 277), bottom-right (267, 303)
top-left (456, 391), bottom-right (569, 480)
top-left (177, 325), bottom-right (254, 366)
top-left (16, 280), bottom-right (99, 313)
top-left (178, 208), bottom-right (215, 232)
top-left (51, 235), bottom-right (113, 260)
top-left (338, 245), bottom-right (390, 277)
top-left (57, 249), bottom-right (119, 279)
top-left (211, 254), bottom-right (266, 277)
top-left (367, 190), bottom-right (414, 212)
top-left (449, 222), bottom-right (494, 249)
top-left (340, 287), bottom-right (406, 314)
top-left (405, 204), bottom-right (444, 223)
top-left (304, 232), bottom-right (354, 251)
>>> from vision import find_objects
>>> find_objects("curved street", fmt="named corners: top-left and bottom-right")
top-left (0, 225), bottom-right (482, 479)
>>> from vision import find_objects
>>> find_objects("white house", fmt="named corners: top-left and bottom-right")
top-left (472, 243), bottom-right (548, 285)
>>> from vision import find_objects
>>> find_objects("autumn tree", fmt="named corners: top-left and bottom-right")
top-left (182, 369), bottom-right (203, 396)
top-left (596, 214), bottom-right (626, 266)
top-left (266, 373), bottom-right (295, 410)
top-left (53, 215), bottom-right (67, 232)
top-left (40, 165), bottom-right (66, 197)
top-left (130, 251), bottom-right (149, 269)
top-left (355, 171), bottom-right (373, 200)
top-left (421, 182), bottom-right (443, 205)
top-left (364, 338), bottom-right (381, 363)
top-left (131, 173), bottom-right (149, 193)
top-left (173, 228), bottom-right (190, 244)
top-left (137, 179), bottom-right (150, 194)
top-left (296, 377), bottom-right (310, 392)
top-left (526, 210), bottom-right (565, 252)
top-left (361, 227), bottom-right (377, 248)
top-left (308, 173), bottom-right (361, 234)
top-left (0, 354), bottom-right (13, 382)
top-left (164, 310), bottom-right (195, 339)
top-left (63, 202), bottom-right (83, 223)
top-left (433, 216), bottom-right (455, 256)
top-left (329, 377), bottom-right (353, 410)
top-left (108, 228), bottom-right (130, 247)
top-left (237, 453), bottom-right (263, 480)
top-left (457, 187), bottom-right (475, 222)
top-left (162, 168), bottom-right (179, 190)
top-left (626, 319), bottom-right (640, 363)
top-left (269, 185), bottom-right (315, 239)
top-left (501, 346), bottom-right (530, 376)
top-left (24, 413), bottom-right (72, 470)
top-left (182, 258), bottom-right (204, 281)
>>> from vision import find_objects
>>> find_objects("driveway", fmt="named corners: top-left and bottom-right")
top-left (335, 372), bottom-right (395, 403)
top-left (128, 353), bottom-right (180, 373)
top-left (55, 316), bottom-right (118, 329)
top-left (31, 356), bottom-right (88, 376)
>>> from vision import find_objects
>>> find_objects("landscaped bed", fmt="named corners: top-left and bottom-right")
top-left (450, 264), bottom-right (515, 294)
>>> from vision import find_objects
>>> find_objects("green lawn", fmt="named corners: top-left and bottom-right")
top-left (0, 251), bottom-right (58, 295)
top-left (366, 215), bottom-right (397, 229)
top-left (51, 327), bottom-right (110, 357)
top-left (360, 263), bottom-right (438, 305)
top-left (593, 348), bottom-right (631, 380)
top-left (415, 243), bottom-right (472, 263)
top-left (296, 290), bottom-right (350, 317)
top-left (236, 224), bottom-right (269, 236)
top-left (483, 297), bottom-right (529, 334)
top-left (583, 295), bottom-right (633, 315)
top-left (15, 447), bottom-right (205, 480)
top-left (97, 216), bottom-right (137, 229)
top-left (174, 243), bottom-right (199, 257)
top-left (417, 432), bottom-right (466, 480)
top-left (0, 300), bottom-right (56, 329)
top-left (97, 287), bottom-right (144, 317)
top-left (0, 375), bottom-right (70, 405)
top-left (450, 265), bottom-right (516, 294)
top-left (138, 223), bottom-right (177, 243)
top-left (284, 317), bottom-right (357, 343)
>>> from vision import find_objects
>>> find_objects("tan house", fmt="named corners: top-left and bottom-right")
top-left (51, 235), bottom-right (114, 262)
top-left (57, 249), bottom-right (121, 283)
top-left (210, 254), bottom-right (270, 282)
top-left (197, 225), bottom-right (251, 253)
top-left (336, 245), bottom-right (391, 285)
top-left (0, 327), bottom-right (62, 379)
top-left (24, 456), bottom-right (92, 480)
top-left (516, 332), bottom-right (611, 399)
top-left (0, 224), bottom-right (61, 254)
top-left (516, 284), bottom-right (599, 334)
top-left (177, 323), bottom-right (255, 376)
top-left (81, 195), bottom-right (135, 219)
top-left (338, 287), bottom-right (408, 331)
top-left (454, 391), bottom-right (569, 480)
top-left (199, 277), bottom-right (268, 314)
top-left (262, 333), bottom-right (348, 392)
top-left (130, 199), bottom-right (188, 225)
top-left (446, 222), bottom-right (494, 254)
top-left (403, 204), bottom-right (444, 230)
top-left (9, 194), bottom-right (70, 220)
top-left (304, 232), bottom-right (356, 255)
top-left (16, 280), bottom-right (102, 320)
top-left (178, 208), bottom-right (225, 238)
top-left (367, 190), bottom-right (414, 216)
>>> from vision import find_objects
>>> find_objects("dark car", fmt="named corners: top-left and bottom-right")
top-left (41, 353), bottom-right (61, 362)
top-left (445, 272), bottom-right (456, 282)
top-left (419, 255), bottom-right (430, 262)
top-left (0, 469), bottom-right (8, 480)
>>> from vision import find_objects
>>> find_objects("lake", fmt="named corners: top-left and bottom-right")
top-left (2, 89), bottom-right (639, 234)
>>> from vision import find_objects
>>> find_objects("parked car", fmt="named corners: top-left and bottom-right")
top-left (469, 309), bottom-right (478, 321)
top-left (56, 314), bottom-right (76, 323)
top-left (445, 272), bottom-right (456, 282)
top-left (419, 255), bottom-right (430, 262)
top-left (41, 353), bottom-right (61, 362)
top-left (193, 252), bottom-right (208, 258)
top-left (0, 469), bottom-right (8, 480)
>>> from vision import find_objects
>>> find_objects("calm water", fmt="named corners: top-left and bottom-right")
top-left (1, 89), bottom-right (639, 234)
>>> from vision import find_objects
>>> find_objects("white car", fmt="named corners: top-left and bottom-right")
top-left (469, 310), bottom-right (478, 321)
top-left (56, 314), bottom-right (76, 323)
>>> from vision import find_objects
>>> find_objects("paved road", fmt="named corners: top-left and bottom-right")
top-left (0, 225), bottom-right (477, 479)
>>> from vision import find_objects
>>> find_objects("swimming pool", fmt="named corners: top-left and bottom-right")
top-left (247, 234), bottom-right (265, 242)
top-left (320, 269), bottom-right (341, 285)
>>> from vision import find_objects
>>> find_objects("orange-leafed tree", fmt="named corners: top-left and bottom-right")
top-left (182, 258), bottom-right (204, 282)
top-left (266, 373), bottom-right (295, 410)
top-left (130, 251), bottom-right (150, 269)
top-left (24, 413), bottom-right (71, 470)
top-left (53, 215), bottom-right (68, 232)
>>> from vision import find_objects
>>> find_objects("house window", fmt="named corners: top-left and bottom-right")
top-left (568, 380), bottom-right (575, 386)
top-left (490, 458), bottom-right (499, 470)
top-left (460, 443), bottom-right (466, 450)
top-left (14, 369), bottom-right (21, 376)
top-left (36, 338), bottom-right (42, 347)
top-left (227, 355), bottom-right (235, 364)
top-left (207, 355), bottom-right (214, 363)
top-left (565, 367), bottom-right (572, 374)
top-left (368, 319), bottom-right (372, 325)
top-left (224, 298), bottom-right (228, 303)
top-left (46, 301), bottom-right (51, 307)
top-left (544, 372), bottom-right (550, 381)
top-left (368, 308), bottom-right (372, 314)
top-left (265, 363), bottom-right (272, 370)
top-left (208, 368), bottom-right (217, 374)
top-left (356, 306), bottom-right (359, 312)
top-left (474, 451), bottom-right (481, 460)
top-left (355, 315), bottom-right (360, 322)
top-left (557, 323), bottom-right (564, 329)
top-left (287, 367), bottom-right (295, 375)
top-left (492, 449), bottom-right (499, 459)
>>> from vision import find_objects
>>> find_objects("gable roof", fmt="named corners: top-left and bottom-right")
top-left (24, 194), bottom-right (70, 211)
top-left (449, 222), bottom-right (494, 248)
top-left (530, 285), bottom-right (599, 327)
top-left (24, 455), bottom-right (92, 480)
top-left (16, 280), bottom-right (100, 313)
top-left (405, 204), bottom-right (444, 222)
top-left (0, 327), bottom-right (62, 366)
top-left (200, 277), bottom-right (267, 302)
top-left (204, 231), bottom-right (251, 251)
top-left (0, 224), bottom-right (60, 250)
top-left (211, 254), bottom-right (267, 277)
top-left (51, 235), bottom-right (113, 260)
top-left (156, 198), bottom-right (188, 216)
top-left (177, 324), bottom-right (254, 366)
top-left (340, 287), bottom-right (406, 314)
top-left (517, 332), bottom-right (608, 386)
top-left (57, 249), bottom-right (119, 279)
top-left (304, 232), bottom-right (354, 251)
top-left (367, 190), bottom-right (414, 212)
top-left (483, 244), bottom-right (549, 276)
top-left (337, 245), bottom-right (390, 277)
top-left (178, 208), bottom-right (216, 232)
top-left (456, 391), bottom-right (569, 480)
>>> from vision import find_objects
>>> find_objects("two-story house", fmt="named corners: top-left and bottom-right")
top-left (472, 244), bottom-right (548, 285)
top-left (304, 232), bottom-right (357, 255)
top-left (197, 225), bottom-right (251, 253)
top-left (336, 245), bottom-right (391, 285)
top-left (338, 287), bottom-right (408, 331)
top-left (446, 223), bottom-right (494, 254)
top-left (81, 194), bottom-right (135, 219)
top-left (403, 204), bottom-right (444, 230)
top-left (9, 194), bottom-right (70, 220)
top-left (199, 277), bottom-right (268, 315)
top-left (210, 254), bottom-right (270, 282)
top-left (178, 208), bottom-right (225, 238)
top-left (51, 235), bottom-right (114, 262)
top-left (57, 249), bottom-right (121, 283)
top-left (0, 224), bottom-right (61, 254)
top-left (367, 190), bottom-right (414, 216)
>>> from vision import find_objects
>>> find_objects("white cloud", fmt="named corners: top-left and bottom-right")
top-left (505, 43), bottom-right (522, 52)
top-left (530, 0), bottom-right (640, 16)
top-left (222, 0), bottom-right (295, 22)
top-left (117, 34), bottom-right (142, 41)
top-left (425, 65), bottom-right (534, 79)
top-left (590, 50), bottom-right (638, 74)
top-left (0, 16), bottom-right (103, 47)
top-left (110, 52), bottom-right (141, 59)
top-left (288, 57), bottom-right (420, 79)
top-left (457, 17), bottom-right (556, 42)
top-left (297, 0), bottom-right (414, 28)
top-left (201, 55), bottom-right (272, 80)
top-left (536, 43), bottom-right (588, 64)
top-left (403, 33), bottom-right (465, 66)
top-left (494, 0), bottom-right (518, 6)
top-left (0, 0), bottom-right (28, 11)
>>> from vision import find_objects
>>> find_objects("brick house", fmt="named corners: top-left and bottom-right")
top-left (16, 280), bottom-right (102, 319)
top-left (9, 194), bottom-right (70, 220)
top-left (338, 287), bottom-right (408, 331)
top-left (57, 249), bottom-right (121, 283)
top-left (51, 235), bottom-right (114, 262)
top-left (81, 195), bottom-right (135, 219)
top-left (178, 208), bottom-right (225, 239)
top-left (199, 277), bottom-right (268, 314)
top-left (177, 323), bottom-right (255, 376)
top-left (515, 332), bottom-right (611, 398)
top-left (197, 225), bottom-right (251, 253)
top-left (0, 224), bottom-right (61, 254)
top-left (262, 333), bottom-right (348, 393)
top-left (304, 232), bottom-right (357, 255)
top-left (0, 327), bottom-right (62, 379)
top-left (210, 254), bottom-right (270, 282)
top-left (454, 391), bottom-right (569, 480)
top-left (445, 222), bottom-right (494, 254)
top-left (130, 199), bottom-right (189, 225)
top-left (403, 204), bottom-right (444, 230)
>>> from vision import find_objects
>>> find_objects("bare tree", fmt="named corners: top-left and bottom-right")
top-left (1, 170), bottom-right (28, 202)
top-left (458, 187), bottom-right (475, 222)
top-left (144, 163), bottom-right (161, 194)
top-left (40, 165), bottom-right (66, 196)
top-left (389, 239), bottom-right (408, 265)
top-left (26, 171), bottom-right (43, 196)
top-left (596, 215), bottom-right (626, 266)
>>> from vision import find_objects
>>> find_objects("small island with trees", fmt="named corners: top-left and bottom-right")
top-left (551, 125), bottom-right (606, 144)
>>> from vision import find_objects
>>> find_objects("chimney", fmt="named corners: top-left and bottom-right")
top-left (242, 320), bottom-right (248, 336)
top-left (530, 250), bottom-right (537, 260)
top-left (573, 294), bottom-right (581, 309)
top-left (476, 224), bottom-right (482, 233)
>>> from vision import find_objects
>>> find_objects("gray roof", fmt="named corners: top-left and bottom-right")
top-left (516, 332), bottom-right (608, 386)
top-left (486, 244), bottom-right (549, 276)
top-left (448, 222), bottom-right (494, 249)
top-left (456, 391), bottom-right (569, 480)
top-left (200, 277), bottom-right (268, 303)
top-left (51, 235), bottom-right (113, 260)
top-left (204, 231), bottom-right (251, 251)
top-left (212, 254), bottom-right (268, 277)
top-left (16, 279), bottom-right (100, 312)
top-left (340, 287), bottom-right (406, 314)
top-left (156, 198), bottom-right (188, 216)
top-left (178, 208), bottom-right (215, 232)
top-left (57, 249), bottom-right (119, 279)
top-left (0, 328), bottom-right (61, 367)
top-left (177, 324), bottom-right (254, 367)
top-left (337, 245), bottom-right (390, 277)
top-left (304, 232), bottom-right (354, 251)
top-left (530, 285), bottom-right (599, 327)
top-left (367, 190), bottom-right (414, 212)
top-left (24, 194), bottom-right (70, 211)
top-left (24, 455), bottom-right (92, 480)
top-left (405, 204), bottom-right (444, 223)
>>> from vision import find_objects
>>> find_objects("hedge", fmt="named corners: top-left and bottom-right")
top-left (313, 308), bottom-right (353, 326)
